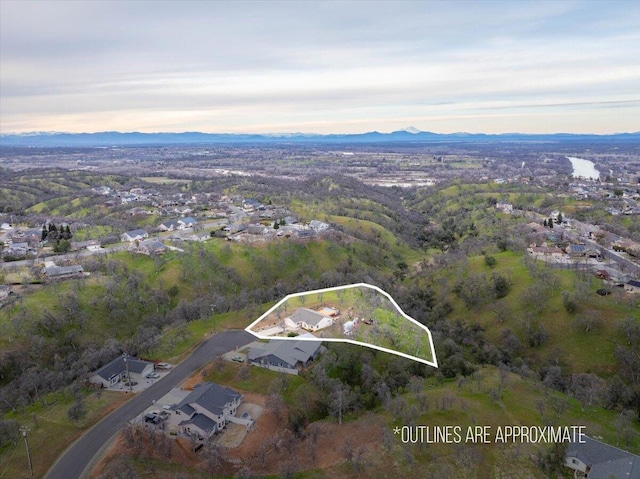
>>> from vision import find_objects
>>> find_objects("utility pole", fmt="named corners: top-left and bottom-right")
top-left (124, 355), bottom-right (132, 392)
top-left (20, 426), bottom-right (33, 478)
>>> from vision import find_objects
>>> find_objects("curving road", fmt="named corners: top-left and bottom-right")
top-left (45, 330), bottom-right (254, 479)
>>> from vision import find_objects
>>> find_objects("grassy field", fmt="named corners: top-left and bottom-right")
top-left (141, 177), bottom-right (192, 185)
top-left (0, 390), bottom-right (130, 479)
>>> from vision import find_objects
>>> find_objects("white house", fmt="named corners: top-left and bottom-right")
top-left (178, 217), bottom-right (197, 229)
top-left (158, 219), bottom-right (181, 232)
top-left (284, 308), bottom-right (333, 332)
top-left (120, 229), bottom-right (148, 242)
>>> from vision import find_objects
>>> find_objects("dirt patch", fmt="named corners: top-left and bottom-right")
top-left (228, 410), bottom-right (385, 475)
top-left (92, 396), bottom-right (384, 478)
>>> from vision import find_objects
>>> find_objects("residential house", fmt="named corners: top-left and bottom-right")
top-left (120, 229), bottom-right (148, 242)
top-left (243, 198), bottom-right (263, 211)
top-left (309, 220), bottom-right (330, 232)
top-left (159, 219), bottom-right (181, 232)
top-left (43, 264), bottom-right (84, 280)
top-left (285, 308), bottom-right (333, 332)
top-left (135, 239), bottom-right (167, 256)
top-left (3, 242), bottom-right (31, 257)
top-left (565, 436), bottom-right (639, 479)
top-left (120, 193), bottom-right (138, 204)
top-left (592, 265), bottom-right (631, 286)
top-left (185, 231), bottom-right (210, 242)
top-left (495, 202), bottom-right (513, 214)
top-left (247, 340), bottom-right (322, 375)
top-left (89, 355), bottom-right (154, 388)
top-left (178, 217), bottom-right (197, 229)
top-left (527, 246), bottom-right (564, 259)
top-left (625, 280), bottom-right (640, 293)
top-left (566, 244), bottom-right (600, 258)
top-left (166, 382), bottom-right (242, 439)
top-left (223, 223), bottom-right (247, 234)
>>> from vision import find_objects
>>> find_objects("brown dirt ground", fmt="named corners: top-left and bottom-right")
top-left (92, 390), bottom-right (384, 478)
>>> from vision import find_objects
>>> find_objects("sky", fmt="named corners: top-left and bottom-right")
top-left (1, 0), bottom-right (639, 135)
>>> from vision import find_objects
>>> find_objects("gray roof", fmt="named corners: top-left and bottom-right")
top-left (248, 340), bottom-right (321, 367)
top-left (160, 219), bottom-right (180, 229)
top-left (567, 436), bottom-right (640, 479)
top-left (45, 265), bottom-right (83, 277)
top-left (180, 413), bottom-right (217, 434)
top-left (123, 229), bottom-right (147, 238)
top-left (138, 239), bottom-right (166, 252)
top-left (177, 382), bottom-right (240, 416)
top-left (289, 308), bottom-right (330, 327)
top-left (93, 356), bottom-right (152, 381)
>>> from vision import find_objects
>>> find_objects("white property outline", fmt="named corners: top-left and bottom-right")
top-left (245, 282), bottom-right (438, 367)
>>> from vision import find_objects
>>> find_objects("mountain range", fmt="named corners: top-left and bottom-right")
top-left (1, 128), bottom-right (638, 147)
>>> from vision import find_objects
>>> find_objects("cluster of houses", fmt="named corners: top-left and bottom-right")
top-left (88, 353), bottom-right (249, 441)
top-left (0, 223), bottom-right (39, 258)
top-left (571, 183), bottom-right (640, 216)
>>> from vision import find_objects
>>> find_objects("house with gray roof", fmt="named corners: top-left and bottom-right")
top-left (89, 355), bottom-right (154, 388)
top-left (247, 340), bottom-right (322, 374)
top-left (134, 239), bottom-right (167, 256)
top-left (178, 217), bottom-right (197, 229)
top-left (159, 219), bottom-right (181, 231)
top-left (43, 264), bottom-right (84, 280)
top-left (120, 229), bottom-right (148, 242)
top-left (625, 279), bottom-right (640, 293)
top-left (565, 436), bottom-right (640, 479)
top-left (166, 382), bottom-right (242, 439)
top-left (285, 308), bottom-right (333, 332)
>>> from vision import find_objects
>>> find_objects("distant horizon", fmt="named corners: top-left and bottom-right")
top-left (3, 127), bottom-right (639, 137)
top-left (2, 1), bottom-right (639, 135)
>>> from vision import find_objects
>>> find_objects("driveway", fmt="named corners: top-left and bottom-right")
top-left (45, 330), bottom-right (254, 479)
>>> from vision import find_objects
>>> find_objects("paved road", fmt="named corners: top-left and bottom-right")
top-left (45, 330), bottom-right (254, 479)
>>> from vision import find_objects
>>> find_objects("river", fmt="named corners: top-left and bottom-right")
top-left (567, 156), bottom-right (600, 180)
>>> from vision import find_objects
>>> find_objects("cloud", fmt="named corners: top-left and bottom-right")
top-left (1, 0), bottom-right (639, 133)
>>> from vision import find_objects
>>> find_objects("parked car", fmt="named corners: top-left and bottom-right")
top-left (232, 355), bottom-right (244, 363)
top-left (156, 362), bottom-right (172, 370)
top-left (147, 372), bottom-right (160, 379)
